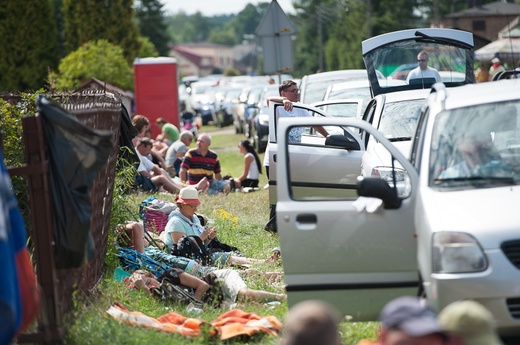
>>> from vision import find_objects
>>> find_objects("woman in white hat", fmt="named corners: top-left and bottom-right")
top-left (161, 187), bottom-right (280, 267)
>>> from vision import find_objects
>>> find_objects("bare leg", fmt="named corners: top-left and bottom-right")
top-left (242, 269), bottom-right (284, 283)
top-left (127, 222), bottom-right (146, 253)
top-left (178, 272), bottom-right (210, 301)
top-left (237, 288), bottom-right (286, 303)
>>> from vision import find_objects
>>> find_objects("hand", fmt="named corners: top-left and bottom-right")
top-left (282, 99), bottom-right (293, 111)
top-left (209, 227), bottom-right (217, 240)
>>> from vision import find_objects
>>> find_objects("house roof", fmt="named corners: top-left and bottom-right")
top-left (446, 1), bottom-right (520, 18)
top-left (171, 45), bottom-right (214, 69)
top-left (75, 78), bottom-right (133, 97)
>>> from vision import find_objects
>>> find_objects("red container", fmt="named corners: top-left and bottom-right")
top-left (133, 57), bottom-right (180, 137)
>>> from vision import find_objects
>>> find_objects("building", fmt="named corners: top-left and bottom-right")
top-left (439, 1), bottom-right (520, 49)
top-left (170, 43), bottom-right (235, 78)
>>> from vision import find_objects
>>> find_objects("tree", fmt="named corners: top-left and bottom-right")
top-left (137, 36), bottom-right (159, 58)
top-left (49, 39), bottom-right (133, 91)
top-left (62, 0), bottom-right (141, 63)
top-left (134, 0), bottom-right (169, 56)
top-left (0, 0), bottom-right (59, 91)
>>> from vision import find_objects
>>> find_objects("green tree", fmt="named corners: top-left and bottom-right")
top-left (0, 0), bottom-right (59, 91)
top-left (134, 0), bottom-right (169, 55)
top-left (50, 39), bottom-right (133, 91)
top-left (137, 36), bottom-right (159, 57)
top-left (62, 0), bottom-right (141, 63)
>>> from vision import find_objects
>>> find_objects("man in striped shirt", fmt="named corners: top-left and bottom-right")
top-left (179, 133), bottom-right (231, 195)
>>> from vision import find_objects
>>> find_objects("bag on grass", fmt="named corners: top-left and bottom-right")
top-left (171, 235), bottom-right (213, 266)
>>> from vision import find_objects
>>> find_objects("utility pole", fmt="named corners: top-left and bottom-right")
top-left (317, 3), bottom-right (324, 71)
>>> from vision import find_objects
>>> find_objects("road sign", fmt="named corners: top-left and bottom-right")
top-left (255, 0), bottom-right (296, 74)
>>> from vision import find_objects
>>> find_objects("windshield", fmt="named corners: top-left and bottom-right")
top-left (378, 99), bottom-right (424, 139)
top-left (430, 101), bottom-right (520, 187)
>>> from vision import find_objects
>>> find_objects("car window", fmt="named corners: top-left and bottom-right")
top-left (283, 124), bottom-right (364, 201)
top-left (429, 101), bottom-right (520, 187)
top-left (376, 99), bottom-right (424, 140)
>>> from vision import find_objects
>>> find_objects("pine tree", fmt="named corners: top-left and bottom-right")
top-left (0, 0), bottom-right (59, 91)
top-left (135, 0), bottom-right (169, 56)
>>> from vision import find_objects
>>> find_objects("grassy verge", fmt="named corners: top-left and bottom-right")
top-left (64, 125), bottom-right (379, 345)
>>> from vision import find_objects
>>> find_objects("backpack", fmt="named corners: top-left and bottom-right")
top-left (171, 235), bottom-right (213, 266)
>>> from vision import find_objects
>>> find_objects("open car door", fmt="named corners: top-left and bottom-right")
top-left (267, 101), bottom-right (365, 206)
top-left (277, 116), bottom-right (420, 320)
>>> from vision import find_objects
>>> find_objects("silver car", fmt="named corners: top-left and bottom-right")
top-left (276, 78), bottom-right (520, 335)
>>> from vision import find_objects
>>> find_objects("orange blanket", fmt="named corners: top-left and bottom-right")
top-left (106, 302), bottom-right (283, 340)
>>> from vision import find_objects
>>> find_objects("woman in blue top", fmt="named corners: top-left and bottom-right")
top-left (161, 187), bottom-right (279, 267)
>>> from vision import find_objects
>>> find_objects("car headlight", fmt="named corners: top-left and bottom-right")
top-left (371, 167), bottom-right (407, 182)
top-left (258, 114), bottom-right (269, 126)
top-left (432, 232), bottom-right (487, 273)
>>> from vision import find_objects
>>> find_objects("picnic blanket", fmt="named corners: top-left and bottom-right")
top-left (106, 302), bottom-right (283, 340)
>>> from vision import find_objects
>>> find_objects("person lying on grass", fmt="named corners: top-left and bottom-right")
top-left (124, 267), bottom-right (286, 306)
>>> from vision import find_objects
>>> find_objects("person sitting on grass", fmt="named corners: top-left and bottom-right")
top-left (116, 221), bottom-right (283, 282)
top-left (161, 187), bottom-right (281, 267)
top-left (179, 133), bottom-right (231, 195)
top-left (135, 137), bottom-right (208, 194)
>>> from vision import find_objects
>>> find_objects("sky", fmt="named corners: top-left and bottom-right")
top-left (161, 0), bottom-right (295, 16)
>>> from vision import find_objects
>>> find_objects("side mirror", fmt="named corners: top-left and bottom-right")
top-left (325, 134), bottom-right (361, 151)
top-left (357, 177), bottom-right (402, 209)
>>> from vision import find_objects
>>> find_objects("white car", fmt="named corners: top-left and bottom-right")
top-left (276, 78), bottom-right (520, 335)
top-left (267, 27), bottom-right (474, 207)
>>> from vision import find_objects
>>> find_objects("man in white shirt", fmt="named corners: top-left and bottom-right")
top-left (263, 80), bottom-right (329, 232)
top-left (406, 51), bottom-right (441, 84)
top-left (135, 137), bottom-right (207, 193)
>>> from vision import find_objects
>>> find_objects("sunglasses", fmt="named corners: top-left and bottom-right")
top-left (417, 59), bottom-right (427, 62)
top-left (285, 88), bottom-right (300, 94)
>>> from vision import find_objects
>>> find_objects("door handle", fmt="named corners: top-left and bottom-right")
top-left (295, 213), bottom-right (317, 231)
top-left (273, 154), bottom-right (277, 162)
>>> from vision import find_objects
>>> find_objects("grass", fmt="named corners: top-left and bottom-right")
top-left (63, 124), bottom-right (379, 345)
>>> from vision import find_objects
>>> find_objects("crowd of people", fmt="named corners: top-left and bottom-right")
top-left (120, 85), bottom-right (507, 344)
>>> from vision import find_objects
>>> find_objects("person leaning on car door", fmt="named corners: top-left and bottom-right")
top-left (263, 80), bottom-right (329, 232)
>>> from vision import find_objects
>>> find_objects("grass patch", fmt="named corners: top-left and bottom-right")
top-left (64, 124), bottom-right (379, 345)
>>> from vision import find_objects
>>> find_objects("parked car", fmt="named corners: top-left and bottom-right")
top-left (187, 80), bottom-right (218, 125)
top-left (275, 78), bottom-right (520, 335)
top-left (212, 86), bottom-right (241, 127)
top-left (250, 84), bottom-right (280, 153)
top-left (299, 69), bottom-right (371, 105)
top-left (233, 84), bottom-right (264, 135)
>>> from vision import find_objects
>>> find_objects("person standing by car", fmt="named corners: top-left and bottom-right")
top-left (406, 51), bottom-right (441, 84)
top-left (263, 80), bottom-right (329, 232)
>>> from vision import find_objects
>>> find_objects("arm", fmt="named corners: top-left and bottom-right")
top-left (314, 125), bottom-right (329, 138)
top-left (179, 166), bottom-right (188, 184)
top-left (267, 96), bottom-right (293, 111)
top-left (151, 149), bottom-right (166, 167)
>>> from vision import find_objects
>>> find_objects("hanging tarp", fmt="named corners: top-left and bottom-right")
top-left (37, 95), bottom-right (114, 268)
top-left (475, 38), bottom-right (520, 61)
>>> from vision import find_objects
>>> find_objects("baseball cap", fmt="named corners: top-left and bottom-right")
top-left (492, 57), bottom-right (500, 64)
top-left (380, 296), bottom-right (446, 338)
top-left (438, 300), bottom-right (504, 345)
